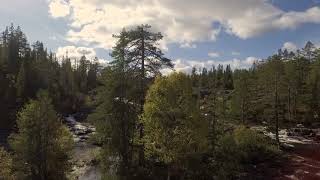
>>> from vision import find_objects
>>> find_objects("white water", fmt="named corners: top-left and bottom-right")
top-left (65, 115), bottom-right (101, 180)
top-left (251, 126), bottom-right (320, 147)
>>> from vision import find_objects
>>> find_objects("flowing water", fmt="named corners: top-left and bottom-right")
top-left (65, 115), bottom-right (101, 180)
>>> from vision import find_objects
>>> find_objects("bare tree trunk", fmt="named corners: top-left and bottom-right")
top-left (294, 89), bottom-right (297, 124)
top-left (288, 87), bottom-right (291, 122)
top-left (241, 98), bottom-right (245, 124)
top-left (139, 26), bottom-right (145, 166)
top-left (212, 90), bottom-right (217, 150)
top-left (275, 73), bottom-right (280, 148)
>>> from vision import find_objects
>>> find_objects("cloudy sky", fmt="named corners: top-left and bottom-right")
top-left (1, 0), bottom-right (320, 72)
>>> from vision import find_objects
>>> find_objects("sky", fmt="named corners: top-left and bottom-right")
top-left (1, 0), bottom-right (320, 73)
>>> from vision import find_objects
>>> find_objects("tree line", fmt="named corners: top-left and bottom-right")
top-left (0, 24), bottom-right (99, 129)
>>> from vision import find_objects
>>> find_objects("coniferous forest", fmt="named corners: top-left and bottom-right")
top-left (1, 24), bottom-right (320, 180)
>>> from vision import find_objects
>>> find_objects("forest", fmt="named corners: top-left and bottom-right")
top-left (1, 24), bottom-right (320, 180)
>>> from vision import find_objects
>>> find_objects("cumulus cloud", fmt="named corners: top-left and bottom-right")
top-left (282, 42), bottom-right (298, 52)
top-left (47, 0), bottom-right (320, 50)
top-left (208, 51), bottom-right (220, 58)
top-left (55, 46), bottom-right (111, 66)
top-left (49, 0), bottom-right (70, 18)
top-left (273, 7), bottom-right (320, 30)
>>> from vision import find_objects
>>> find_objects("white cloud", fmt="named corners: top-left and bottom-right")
top-left (282, 42), bottom-right (298, 52)
top-left (56, 46), bottom-right (96, 60)
top-left (208, 51), bottom-right (220, 58)
top-left (162, 56), bottom-right (259, 74)
top-left (47, 0), bottom-right (320, 50)
top-left (96, 58), bottom-right (110, 67)
top-left (244, 56), bottom-right (259, 65)
top-left (49, 36), bottom-right (57, 40)
top-left (274, 7), bottom-right (320, 30)
top-left (315, 42), bottom-right (320, 48)
top-left (56, 46), bottom-right (111, 66)
top-left (231, 51), bottom-right (241, 56)
top-left (180, 43), bottom-right (197, 49)
top-left (49, 0), bottom-right (70, 18)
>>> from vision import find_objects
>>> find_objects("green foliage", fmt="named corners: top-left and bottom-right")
top-left (16, 61), bottom-right (26, 100)
top-left (233, 126), bottom-right (280, 163)
top-left (0, 25), bottom-right (100, 129)
top-left (9, 90), bottom-right (73, 180)
top-left (0, 147), bottom-right (15, 180)
top-left (89, 67), bottom-right (139, 177)
top-left (214, 126), bottom-right (280, 179)
top-left (116, 25), bottom-right (174, 77)
top-left (2, 24), bottom-right (320, 180)
top-left (214, 134), bottom-right (241, 179)
top-left (142, 72), bottom-right (208, 165)
top-left (90, 25), bottom-right (174, 179)
top-left (231, 69), bottom-right (252, 124)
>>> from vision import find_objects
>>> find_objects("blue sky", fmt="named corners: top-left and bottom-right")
top-left (1, 0), bottom-right (320, 72)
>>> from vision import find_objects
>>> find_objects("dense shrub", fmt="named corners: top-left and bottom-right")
top-left (214, 126), bottom-right (280, 179)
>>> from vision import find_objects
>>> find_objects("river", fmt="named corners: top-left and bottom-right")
top-left (64, 115), bottom-right (101, 180)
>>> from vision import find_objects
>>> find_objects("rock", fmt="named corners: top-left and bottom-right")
top-left (252, 125), bottom-right (318, 146)
top-left (289, 128), bottom-right (315, 137)
top-left (285, 175), bottom-right (299, 180)
top-left (297, 124), bottom-right (304, 128)
top-left (295, 169), bottom-right (304, 174)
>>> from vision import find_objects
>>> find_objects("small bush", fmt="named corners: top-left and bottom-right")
top-left (214, 126), bottom-right (280, 179)
top-left (234, 126), bottom-right (280, 164)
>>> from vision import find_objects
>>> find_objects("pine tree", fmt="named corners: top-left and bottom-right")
top-left (87, 58), bottom-right (99, 91)
top-left (231, 70), bottom-right (251, 124)
top-left (258, 56), bottom-right (286, 146)
top-left (111, 25), bottom-right (173, 165)
top-left (224, 64), bottom-right (234, 90)
top-left (203, 66), bottom-right (220, 150)
top-left (16, 61), bottom-right (26, 100)
top-left (89, 67), bottom-right (138, 178)
top-left (76, 55), bottom-right (89, 93)
top-left (89, 30), bottom-right (141, 178)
